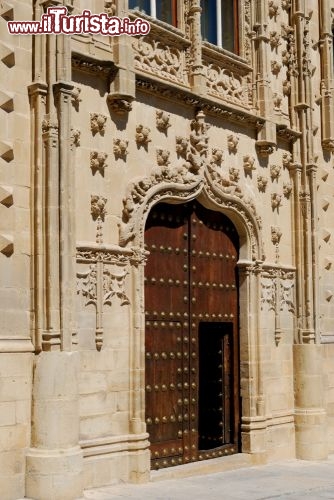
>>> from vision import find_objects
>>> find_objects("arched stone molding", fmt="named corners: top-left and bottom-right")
top-left (120, 162), bottom-right (268, 464)
top-left (119, 164), bottom-right (264, 263)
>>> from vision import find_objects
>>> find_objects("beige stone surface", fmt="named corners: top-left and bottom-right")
top-left (1, 0), bottom-right (334, 498)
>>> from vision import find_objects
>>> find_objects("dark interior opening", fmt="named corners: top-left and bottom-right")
top-left (198, 322), bottom-right (233, 451)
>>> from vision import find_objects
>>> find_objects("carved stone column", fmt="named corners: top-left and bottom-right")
top-left (238, 261), bottom-right (267, 462)
top-left (26, 2), bottom-right (83, 498)
top-left (291, 0), bottom-right (327, 461)
top-left (188, 0), bottom-right (205, 94)
top-left (254, 0), bottom-right (276, 155)
top-left (319, 0), bottom-right (334, 151)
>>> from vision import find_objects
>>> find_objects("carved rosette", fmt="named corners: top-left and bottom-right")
top-left (243, 155), bottom-right (256, 176)
top-left (113, 138), bottom-right (128, 159)
top-left (270, 164), bottom-right (281, 181)
top-left (90, 113), bottom-right (107, 136)
top-left (210, 148), bottom-right (224, 166)
top-left (176, 136), bottom-right (188, 158)
top-left (156, 110), bottom-right (171, 133)
top-left (227, 134), bottom-right (239, 153)
top-left (257, 176), bottom-right (268, 192)
top-left (283, 182), bottom-right (292, 198)
top-left (136, 124), bottom-right (151, 147)
top-left (156, 149), bottom-right (170, 166)
top-left (90, 151), bottom-right (108, 175)
top-left (271, 193), bottom-right (282, 211)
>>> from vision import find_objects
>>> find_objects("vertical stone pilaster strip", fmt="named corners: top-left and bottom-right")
top-left (54, 81), bottom-right (75, 351)
top-left (188, 0), bottom-right (205, 94)
top-left (254, 0), bottom-right (276, 152)
top-left (28, 82), bottom-right (48, 352)
top-left (319, 0), bottom-right (334, 151)
top-left (26, 3), bottom-right (83, 498)
top-left (238, 261), bottom-right (267, 459)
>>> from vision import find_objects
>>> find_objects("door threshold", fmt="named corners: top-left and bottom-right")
top-left (150, 453), bottom-right (254, 482)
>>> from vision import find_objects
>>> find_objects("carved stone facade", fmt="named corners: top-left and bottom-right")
top-left (1, 0), bottom-right (334, 498)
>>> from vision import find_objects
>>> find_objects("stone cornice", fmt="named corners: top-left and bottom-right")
top-left (136, 75), bottom-right (264, 129)
top-left (72, 51), bottom-right (117, 79)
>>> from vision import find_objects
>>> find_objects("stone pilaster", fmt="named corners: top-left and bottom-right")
top-left (294, 344), bottom-right (328, 460)
top-left (26, 352), bottom-right (83, 499)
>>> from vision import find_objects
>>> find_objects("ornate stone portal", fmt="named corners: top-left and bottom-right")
top-left (1, 1), bottom-right (333, 499)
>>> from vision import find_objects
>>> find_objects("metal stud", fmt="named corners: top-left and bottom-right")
top-left (162, 416), bottom-right (168, 423)
top-left (146, 385), bottom-right (152, 392)
top-left (161, 352), bottom-right (167, 359)
top-left (154, 385), bottom-right (159, 391)
top-left (161, 384), bottom-right (167, 391)
top-left (146, 418), bottom-right (152, 424)
top-left (154, 417), bottom-right (160, 424)
top-left (170, 352), bottom-right (175, 359)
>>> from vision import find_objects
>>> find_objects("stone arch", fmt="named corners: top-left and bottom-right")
top-left (121, 165), bottom-right (265, 465)
top-left (119, 166), bottom-right (264, 263)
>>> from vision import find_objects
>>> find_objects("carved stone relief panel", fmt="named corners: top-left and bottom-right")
top-left (132, 33), bottom-right (189, 87)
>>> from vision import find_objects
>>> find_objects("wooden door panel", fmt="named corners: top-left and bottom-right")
top-left (145, 201), bottom-right (239, 469)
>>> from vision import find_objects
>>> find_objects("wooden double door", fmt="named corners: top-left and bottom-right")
top-left (144, 201), bottom-right (240, 469)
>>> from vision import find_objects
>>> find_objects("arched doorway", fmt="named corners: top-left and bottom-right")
top-left (144, 200), bottom-right (240, 469)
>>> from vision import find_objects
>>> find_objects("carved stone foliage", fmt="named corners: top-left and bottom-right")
top-left (256, 142), bottom-right (275, 157)
top-left (156, 110), bottom-right (171, 133)
top-left (283, 182), bottom-right (292, 198)
top-left (90, 113), bottom-right (107, 136)
top-left (227, 134), bottom-right (239, 153)
top-left (90, 151), bottom-right (108, 175)
top-left (271, 226), bottom-right (282, 245)
top-left (243, 155), bottom-right (256, 176)
top-left (270, 164), bottom-right (281, 181)
top-left (176, 136), bottom-right (188, 158)
top-left (282, 151), bottom-right (292, 169)
top-left (136, 124), bottom-right (151, 147)
top-left (271, 193), bottom-right (282, 211)
top-left (273, 93), bottom-right (282, 111)
top-left (107, 96), bottom-right (133, 115)
top-left (268, 0), bottom-right (279, 19)
top-left (261, 267), bottom-right (296, 344)
top-left (71, 86), bottom-right (81, 110)
top-left (91, 195), bottom-right (107, 222)
top-left (187, 110), bottom-right (210, 172)
top-left (77, 246), bottom-right (133, 351)
top-left (270, 31), bottom-right (281, 50)
top-left (243, 0), bottom-right (252, 64)
top-left (71, 128), bottom-right (80, 148)
top-left (210, 148), bottom-right (224, 166)
top-left (132, 36), bottom-right (187, 86)
top-left (257, 176), bottom-right (268, 192)
top-left (156, 149), bottom-right (170, 166)
top-left (271, 60), bottom-right (282, 76)
top-left (204, 63), bottom-right (248, 107)
top-left (119, 110), bottom-right (263, 261)
top-left (113, 138), bottom-right (128, 159)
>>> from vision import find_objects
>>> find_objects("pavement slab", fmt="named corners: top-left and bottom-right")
top-left (83, 455), bottom-right (334, 500)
